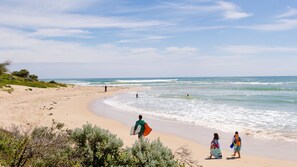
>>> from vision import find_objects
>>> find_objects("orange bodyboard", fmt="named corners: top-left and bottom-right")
top-left (143, 123), bottom-right (152, 136)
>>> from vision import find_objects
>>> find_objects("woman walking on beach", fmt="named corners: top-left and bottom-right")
top-left (209, 133), bottom-right (222, 159)
top-left (232, 131), bottom-right (242, 158)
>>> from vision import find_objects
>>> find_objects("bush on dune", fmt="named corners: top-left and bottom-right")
top-left (129, 138), bottom-right (180, 167)
top-left (0, 122), bottom-right (197, 167)
top-left (70, 124), bottom-right (125, 166)
top-left (0, 61), bottom-right (11, 75)
top-left (0, 61), bottom-right (67, 90)
top-left (0, 121), bottom-right (75, 167)
top-left (12, 69), bottom-right (30, 78)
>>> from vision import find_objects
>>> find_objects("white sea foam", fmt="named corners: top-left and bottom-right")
top-left (115, 79), bottom-right (178, 83)
top-left (104, 91), bottom-right (297, 143)
top-left (55, 80), bottom-right (93, 86)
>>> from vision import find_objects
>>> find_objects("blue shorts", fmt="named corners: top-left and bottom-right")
top-left (234, 146), bottom-right (241, 152)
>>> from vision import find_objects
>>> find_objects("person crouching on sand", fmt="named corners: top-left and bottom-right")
top-left (209, 133), bottom-right (222, 159)
top-left (232, 131), bottom-right (242, 158)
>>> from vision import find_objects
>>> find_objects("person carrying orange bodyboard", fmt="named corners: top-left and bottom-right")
top-left (134, 115), bottom-right (152, 139)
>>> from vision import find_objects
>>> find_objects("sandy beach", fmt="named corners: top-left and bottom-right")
top-left (1, 85), bottom-right (297, 167)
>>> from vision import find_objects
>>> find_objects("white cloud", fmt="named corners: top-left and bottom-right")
top-left (5, 0), bottom-right (99, 13)
top-left (223, 10), bottom-right (251, 20)
top-left (116, 35), bottom-right (171, 43)
top-left (163, 0), bottom-right (252, 20)
top-left (130, 48), bottom-right (157, 54)
top-left (146, 35), bottom-right (170, 40)
top-left (30, 28), bottom-right (91, 38)
top-left (0, 1), bottom-right (169, 30)
top-left (236, 6), bottom-right (297, 31)
top-left (165, 47), bottom-right (199, 55)
top-left (216, 1), bottom-right (252, 20)
top-left (219, 45), bottom-right (297, 54)
top-left (0, 28), bottom-right (197, 64)
top-left (0, 12), bottom-right (168, 29)
top-left (238, 19), bottom-right (297, 31)
top-left (276, 7), bottom-right (297, 18)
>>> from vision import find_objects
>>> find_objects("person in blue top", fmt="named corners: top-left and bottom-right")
top-left (134, 115), bottom-right (146, 139)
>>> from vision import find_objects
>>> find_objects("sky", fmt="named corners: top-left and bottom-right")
top-left (0, 0), bottom-right (297, 78)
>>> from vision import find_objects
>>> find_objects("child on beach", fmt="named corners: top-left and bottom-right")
top-left (209, 133), bottom-right (222, 159)
top-left (231, 131), bottom-right (242, 158)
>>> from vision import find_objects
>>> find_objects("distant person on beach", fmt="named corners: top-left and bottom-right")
top-left (231, 131), bottom-right (242, 158)
top-left (104, 85), bottom-right (107, 92)
top-left (186, 94), bottom-right (189, 98)
top-left (136, 93), bottom-right (139, 98)
top-left (209, 133), bottom-right (222, 159)
top-left (134, 115), bottom-right (146, 139)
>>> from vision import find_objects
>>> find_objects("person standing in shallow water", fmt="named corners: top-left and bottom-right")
top-left (136, 93), bottom-right (139, 98)
top-left (134, 115), bottom-right (146, 139)
top-left (232, 131), bottom-right (242, 158)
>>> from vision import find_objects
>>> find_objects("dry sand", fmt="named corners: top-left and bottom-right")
top-left (1, 85), bottom-right (296, 167)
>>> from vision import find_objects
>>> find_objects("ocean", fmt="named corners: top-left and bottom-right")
top-left (51, 76), bottom-right (297, 142)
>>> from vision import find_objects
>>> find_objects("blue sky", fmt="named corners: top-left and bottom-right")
top-left (0, 0), bottom-right (297, 78)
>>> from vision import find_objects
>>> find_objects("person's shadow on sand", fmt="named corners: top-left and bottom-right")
top-left (226, 156), bottom-right (240, 160)
top-left (205, 157), bottom-right (222, 160)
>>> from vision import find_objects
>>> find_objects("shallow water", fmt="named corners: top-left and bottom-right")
top-left (52, 76), bottom-right (297, 142)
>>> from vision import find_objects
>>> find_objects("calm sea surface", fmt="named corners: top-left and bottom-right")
top-left (49, 76), bottom-right (297, 142)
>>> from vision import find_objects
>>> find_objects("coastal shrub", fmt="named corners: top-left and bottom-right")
top-left (0, 73), bottom-right (67, 89)
top-left (12, 69), bottom-right (30, 78)
top-left (174, 145), bottom-right (201, 167)
top-left (0, 121), bottom-right (75, 167)
top-left (129, 138), bottom-right (180, 167)
top-left (70, 124), bottom-right (125, 166)
top-left (0, 60), bottom-right (11, 75)
top-left (49, 80), bottom-right (56, 84)
top-left (0, 123), bottom-right (188, 167)
top-left (0, 61), bottom-right (67, 89)
top-left (0, 84), bottom-right (14, 93)
top-left (28, 74), bottom-right (38, 81)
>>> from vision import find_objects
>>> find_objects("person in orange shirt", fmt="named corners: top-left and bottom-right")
top-left (232, 131), bottom-right (242, 158)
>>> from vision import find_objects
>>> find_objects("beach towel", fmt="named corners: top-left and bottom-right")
top-left (210, 148), bottom-right (222, 159)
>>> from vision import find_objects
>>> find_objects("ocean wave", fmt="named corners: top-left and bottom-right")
top-left (175, 81), bottom-right (297, 86)
top-left (103, 93), bottom-right (297, 143)
top-left (209, 81), bottom-right (297, 86)
top-left (114, 79), bottom-right (178, 84)
top-left (54, 80), bottom-right (93, 86)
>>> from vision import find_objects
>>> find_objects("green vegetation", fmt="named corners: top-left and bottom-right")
top-left (0, 61), bottom-right (11, 75)
top-left (12, 69), bottom-right (30, 78)
top-left (0, 122), bottom-right (198, 167)
top-left (0, 61), bottom-right (66, 90)
top-left (0, 73), bottom-right (66, 89)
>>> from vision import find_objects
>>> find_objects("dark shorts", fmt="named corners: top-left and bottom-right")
top-left (138, 131), bottom-right (144, 139)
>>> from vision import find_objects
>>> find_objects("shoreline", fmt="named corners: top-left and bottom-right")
top-left (1, 85), bottom-right (297, 167)
top-left (92, 97), bottom-right (297, 162)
